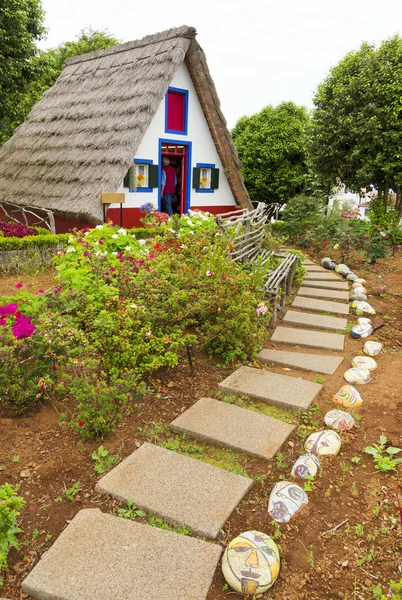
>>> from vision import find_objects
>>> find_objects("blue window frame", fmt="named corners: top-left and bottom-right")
top-left (164, 87), bottom-right (189, 136)
top-left (131, 158), bottom-right (153, 193)
top-left (195, 163), bottom-right (215, 193)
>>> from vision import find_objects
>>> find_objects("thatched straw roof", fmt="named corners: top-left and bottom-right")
top-left (0, 25), bottom-right (252, 223)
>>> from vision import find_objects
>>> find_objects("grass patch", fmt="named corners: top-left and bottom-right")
top-left (215, 392), bottom-right (296, 424)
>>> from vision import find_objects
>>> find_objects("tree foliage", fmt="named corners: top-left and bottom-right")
top-left (232, 102), bottom-right (310, 204)
top-left (311, 35), bottom-right (402, 198)
top-left (0, 27), bottom-right (120, 145)
top-left (0, 0), bottom-right (46, 143)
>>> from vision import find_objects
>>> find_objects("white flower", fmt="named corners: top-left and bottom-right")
top-left (112, 252), bottom-right (118, 256)
top-left (66, 247), bottom-right (76, 253)
top-left (131, 303), bottom-right (138, 309)
top-left (84, 231), bottom-right (90, 236)
top-left (138, 239), bottom-right (146, 245)
top-left (180, 243), bottom-right (186, 249)
top-left (112, 234), bottom-right (118, 239)
top-left (96, 224), bottom-right (104, 229)
top-left (95, 251), bottom-right (102, 256)
top-left (68, 237), bottom-right (74, 243)
top-left (206, 270), bottom-right (213, 276)
top-left (125, 245), bottom-right (131, 251)
top-left (117, 228), bottom-right (127, 235)
top-left (103, 251), bottom-right (108, 256)
top-left (179, 228), bottom-right (184, 232)
top-left (187, 230), bottom-right (194, 235)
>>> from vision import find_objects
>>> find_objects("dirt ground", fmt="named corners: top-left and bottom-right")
top-left (1, 252), bottom-right (401, 600)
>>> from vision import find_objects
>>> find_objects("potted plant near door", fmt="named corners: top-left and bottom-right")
top-left (139, 202), bottom-right (170, 228)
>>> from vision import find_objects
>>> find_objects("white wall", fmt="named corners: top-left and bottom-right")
top-left (111, 62), bottom-right (237, 210)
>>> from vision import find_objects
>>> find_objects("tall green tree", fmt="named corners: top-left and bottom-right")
top-left (1, 27), bottom-right (120, 145)
top-left (311, 35), bottom-right (402, 209)
top-left (0, 0), bottom-right (46, 143)
top-left (232, 102), bottom-right (310, 204)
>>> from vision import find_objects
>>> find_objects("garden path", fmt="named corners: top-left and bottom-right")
top-left (21, 257), bottom-right (351, 600)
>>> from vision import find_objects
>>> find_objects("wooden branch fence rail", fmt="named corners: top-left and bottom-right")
top-left (0, 202), bottom-right (56, 234)
top-left (215, 202), bottom-right (298, 328)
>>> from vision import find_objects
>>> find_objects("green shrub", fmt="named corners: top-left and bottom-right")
top-left (0, 483), bottom-right (25, 584)
top-left (0, 233), bottom-right (70, 250)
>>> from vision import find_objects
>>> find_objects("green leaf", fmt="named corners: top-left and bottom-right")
top-left (379, 434), bottom-right (388, 446)
top-left (135, 509), bottom-right (146, 518)
top-left (386, 447), bottom-right (402, 455)
top-left (364, 446), bottom-right (377, 455)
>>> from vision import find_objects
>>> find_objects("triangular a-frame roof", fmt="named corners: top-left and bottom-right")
top-left (0, 25), bottom-right (252, 223)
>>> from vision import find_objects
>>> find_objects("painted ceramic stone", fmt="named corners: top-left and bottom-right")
top-left (352, 281), bottom-right (365, 289)
top-left (324, 409), bottom-right (355, 431)
top-left (342, 270), bottom-right (352, 279)
top-left (304, 430), bottom-right (341, 456)
top-left (267, 482), bottom-right (308, 523)
top-left (347, 273), bottom-right (358, 281)
top-left (351, 286), bottom-right (367, 295)
top-left (323, 260), bottom-right (337, 270)
top-left (354, 278), bottom-right (366, 285)
top-left (351, 323), bottom-right (372, 339)
top-left (352, 356), bottom-right (377, 371)
top-left (321, 257), bottom-right (331, 266)
top-left (350, 293), bottom-right (368, 302)
top-left (335, 264), bottom-right (348, 274)
top-left (364, 341), bottom-right (383, 356)
top-left (344, 368), bottom-right (372, 385)
top-left (332, 384), bottom-right (363, 408)
top-left (222, 531), bottom-right (280, 596)
top-left (355, 301), bottom-right (376, 316)
top-left (291, 454), bottom-right (320, 478)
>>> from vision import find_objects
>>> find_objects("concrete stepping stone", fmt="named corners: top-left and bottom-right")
top-left (22, 509), bottom-right (222, 600)
top-left (218, 366), bottom-right (322, 411)
top-left (303, 259), bottom-right (314, 265)
top-left (258, 348), bottom-right (344, 374)
top-left (170, 397), bottom-right (295, 460)
top-left (292, 295), bottom-right (349, 315)
top-left (95, 443), bottom-right (252, 539)
top-left (302, 280), bottom-right (349, 290)
top-left (282, 310), bottom-right (347, 331)
top-left (304, 265), bottom-right (327, 272)
top-left (298, 286), bottom-right (349, 301)
top-left (304, 272), bottom-right (341, 281)
top-left (271, 326), bottom-right (344, 351)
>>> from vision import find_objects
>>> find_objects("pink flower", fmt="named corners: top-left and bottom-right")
top-left (36, 289), bottom-right (44, 295)
top-left (120, 297), bottom-right (124, 302)
top-left (78, 421), bottom-right (84, 427)
top-left (0, 304), bottom-right (18, 318)
top-left (397, 245), bottom-right (401, 249)
top-left (256, 302), bottom-right (268, 315)
top-left (15, 283), bottom-right (23, 289)
top-left (83, 252), bottom-right (89, 257)
top-left (0, 318), bottom-right (6, 325)
top-left (206, 270), bottom-right (213, 276)
top-left (12, 315), bottom-right (35, 339)
top-left (145, 331), bottom-right (152, 337)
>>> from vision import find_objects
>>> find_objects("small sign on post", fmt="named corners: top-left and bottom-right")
top-left (100, 193), bottom-right (125, 225)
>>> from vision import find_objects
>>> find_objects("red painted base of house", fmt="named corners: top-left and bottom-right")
top-left (106, 205), bottom-right (236, 228)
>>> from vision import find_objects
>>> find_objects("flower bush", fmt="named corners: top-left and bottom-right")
top-left (0, 222), bottom-right (37, 238)
top-left (1, 216), bottom-right (272, 437)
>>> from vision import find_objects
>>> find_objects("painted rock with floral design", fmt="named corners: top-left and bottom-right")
top-left (351, 323), bottom-right (372, 339)
top-left (346, 273), bottom-right (358, 281)
top-left (332, 384), bottom-right (363, 408)
top-left (352, 281), bottom-right (365, 289)
top-left (352, 356), bottom-right (377, 371)
top-left (291, 454), bottom-right (320, 478)
top-left (355, 301), bottom-right (376, 316)
top-left (344, 368), bottom-right (371, 385)
top-left (222, 531), bottom-right (280, 596)
top-left (267, 481), bottom-right (308, 523)
top-left (324, 409), bottom-right (355, 431)
top-left (364, 341), bottom-right (383, 356)
top-left (335, 264), bottom-right (350, 275)
top-left (304, 430), bottom-right (342, 456)
top-left (321, 257), bottom-right (332, 266)
top-left (354, 278), bottom-right (366, 285)
top-left (351, 286), bottom-right (367, 295)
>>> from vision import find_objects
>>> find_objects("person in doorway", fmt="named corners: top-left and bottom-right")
top-left (161, 156), bottom-right (177, 216)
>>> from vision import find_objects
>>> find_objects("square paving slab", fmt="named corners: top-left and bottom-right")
top-left (258, 348), bottom-right (344, 374)
top-left (218, 366), bottom-right (322, 411)
top-left (298, 286), bottom-right (349, 301)
top-left (282, 310), bottom-right (347, 331)
top-left (170, 397), bottom-right (295, 460)
top-left (303, 259), bottom-right (314, 264)
top-left (22, 510), bottom-right (222, 600)
top-left (304, 272), bottom-right (342, 281)
top-left (271, 326), bottom-right (344, 350)
top-left (292, 295), bottom-right (350, 315)
top-left (95, 443), bottom-right (252, 539)
top-left (301, 280), bottom-right (349, 290)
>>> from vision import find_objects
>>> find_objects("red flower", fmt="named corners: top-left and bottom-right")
top-left (15, 283), bottom-right (23, 289)
top-left (51, 365), bottom-right (57, 371)
top-left (78, 421), bottom-right (84, 427)
top-left (323, 242), bottom-right (329, 249)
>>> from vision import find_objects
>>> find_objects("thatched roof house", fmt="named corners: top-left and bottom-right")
top-left (0, 25), bottom-right (251, 228)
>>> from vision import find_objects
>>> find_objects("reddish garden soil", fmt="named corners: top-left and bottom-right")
top-left (1, 254), bottom-right (402, 600)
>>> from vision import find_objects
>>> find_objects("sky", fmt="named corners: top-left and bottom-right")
top-left (39, 0), bottom-right (402, 128)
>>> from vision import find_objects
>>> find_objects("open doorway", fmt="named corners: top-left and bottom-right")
top-left (159, 141), bottom-right (191, 215)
